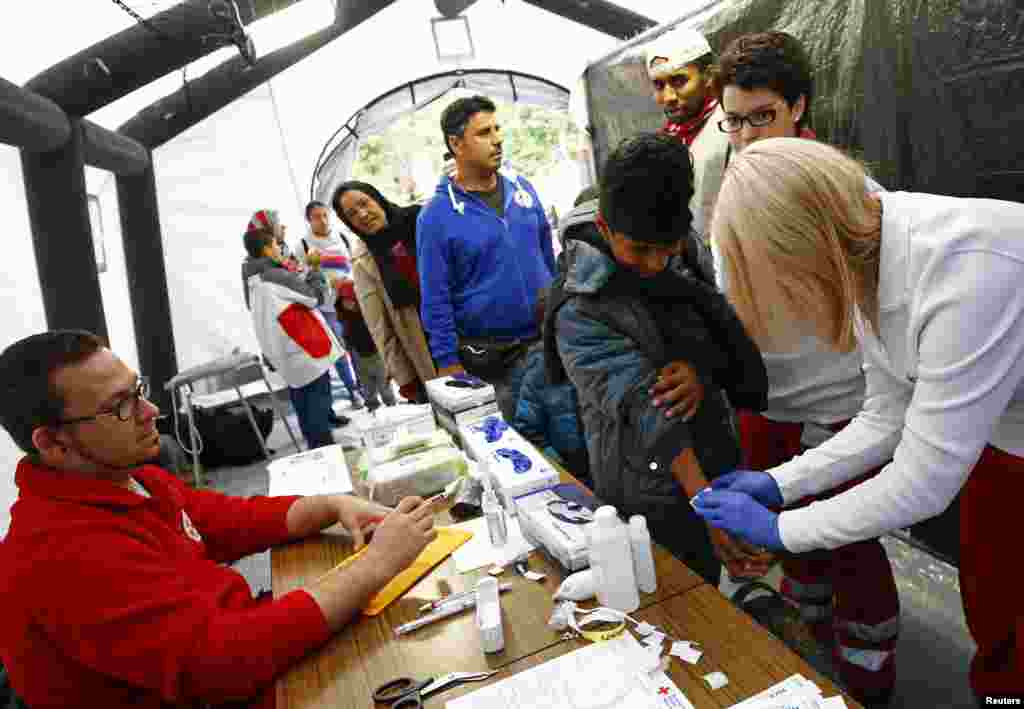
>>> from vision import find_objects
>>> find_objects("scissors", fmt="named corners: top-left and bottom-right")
top-left (372, 671), bottom-right (496, 708)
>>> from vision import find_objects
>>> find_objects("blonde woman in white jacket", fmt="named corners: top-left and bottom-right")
top-left (693, 137), bottom-right (1024, 702)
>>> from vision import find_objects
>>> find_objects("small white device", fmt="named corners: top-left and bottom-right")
top-left (475, 577), bottom-right (505, 653)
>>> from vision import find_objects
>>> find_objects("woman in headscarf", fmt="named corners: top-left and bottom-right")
top-left (332, 182), bottom-right (436, 403)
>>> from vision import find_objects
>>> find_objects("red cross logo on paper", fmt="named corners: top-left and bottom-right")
top-left (658, 687), bottom-right (670, 695)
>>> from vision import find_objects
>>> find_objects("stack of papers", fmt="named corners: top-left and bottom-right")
top-left (728, 675), bottom-right (847, 709)
top-left (267, 444), bottom-right (353, 497)
top-left (447, 633), bottom-right (694, 709)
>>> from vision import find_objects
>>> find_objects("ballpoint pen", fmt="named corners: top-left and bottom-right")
top-left (396, 595), bottom-right (478, 636)
top-left (419, 582), bottom-right (513, 614)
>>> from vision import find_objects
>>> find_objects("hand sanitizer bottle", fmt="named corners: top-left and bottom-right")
top-left (589, 506), bottom-right (639, 612)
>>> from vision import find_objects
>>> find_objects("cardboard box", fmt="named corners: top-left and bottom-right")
top-left (435, 400), bottom-right (501, 444)
top-left (367, 445), bottom-right (468, 507)
top-left (357, 404), bottom-right (436, 449)
top-left (460, 417), bottom-right (559, 510)
top-left (426, 375), bottom-right (496, 419)
top-left (514, 487), bottom-right (591, 572)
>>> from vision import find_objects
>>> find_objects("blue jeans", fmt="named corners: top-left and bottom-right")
top-left (322, 311), bottom-right (362, 399)
top-left (287, 371), bottom-right (334, 449)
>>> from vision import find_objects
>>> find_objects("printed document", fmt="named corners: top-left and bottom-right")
top-left (267, 444), bottom-right (352, 496)
top-left (447, 633), bottom-right (693, 709)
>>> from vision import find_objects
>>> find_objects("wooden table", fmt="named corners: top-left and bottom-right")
top-left (272, 472), bottom-right (861, 708)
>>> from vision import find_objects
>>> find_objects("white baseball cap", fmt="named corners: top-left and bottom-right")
top-left (644, 26), bottom-right (712, 79)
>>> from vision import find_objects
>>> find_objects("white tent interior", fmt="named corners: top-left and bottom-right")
top-left (0, 0), bottom-right (684, 534)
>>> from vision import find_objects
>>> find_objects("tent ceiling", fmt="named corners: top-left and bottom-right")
top-left (23, 0), bottom-right (311, 118)
top-left (310, 68), bottom-right (570, 203)
top-left (521, 0), bottom-right (655, 40)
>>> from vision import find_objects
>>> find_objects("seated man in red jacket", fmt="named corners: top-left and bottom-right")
top-left (0, 330), bottom-right (437, 709)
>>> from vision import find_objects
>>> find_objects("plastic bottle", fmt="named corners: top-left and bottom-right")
top-left (482, 478), bottom-right (508, 547)
top-left (589, 506), bottom-right (639, 612)
top-left (629, 515), bottom-right (658, 594)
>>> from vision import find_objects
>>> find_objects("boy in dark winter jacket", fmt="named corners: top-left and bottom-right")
top-left (546, 133), bottom-right (769, 584)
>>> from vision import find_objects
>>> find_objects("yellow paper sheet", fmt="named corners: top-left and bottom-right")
top-left (329, 527), bottom-right (474, 616)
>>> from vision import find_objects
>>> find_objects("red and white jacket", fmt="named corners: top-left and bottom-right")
top-left (243, 256), bottom-right (342, 388)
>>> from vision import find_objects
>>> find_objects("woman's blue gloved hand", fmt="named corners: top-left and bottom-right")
top-left (711, 470), bottom-right (783, 507)
top-left (692, 491), bottom-right (784, 550)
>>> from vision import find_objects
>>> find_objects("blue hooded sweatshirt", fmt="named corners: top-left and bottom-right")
top-left (417, 171), bottom-right (556, 368)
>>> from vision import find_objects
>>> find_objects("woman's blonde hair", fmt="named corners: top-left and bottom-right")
top-left (712, 137), bottom-right (882, 352)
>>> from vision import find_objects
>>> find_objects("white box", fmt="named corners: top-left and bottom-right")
top-left (426, 375), bottom-right (496, 415)
top-left (459, 414), bottom-right (517, 462)
top-left (460, 418), bottom-right (559, 510)
top-left (514, 487), bottom-right (591, 572)
top-left (357, 404), bottom-right (436, 449)
top-left (435, 400), bottom-right (501, 443)
top-left (367, 445), bottom-right (468, 507)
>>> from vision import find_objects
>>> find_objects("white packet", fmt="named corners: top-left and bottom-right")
top-left (553, 568), bottom-right (598, 601)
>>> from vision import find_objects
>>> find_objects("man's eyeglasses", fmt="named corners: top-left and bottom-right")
top-left (718, 107), bottom-right (779, 133)
top-left (57, 377), bottom-right (151, 425)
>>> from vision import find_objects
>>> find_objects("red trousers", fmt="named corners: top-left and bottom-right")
top-left (739, 411), bottom-right (900, 703)
top-left (960, 444), bottom-right (1024, 699)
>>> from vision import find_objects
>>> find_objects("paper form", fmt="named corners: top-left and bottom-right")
top-left (451, 516), bottom-right (536, 573)
top-left (267, 444), bottom-right (353, 496)
top-left (446, 633), bottom-right (694, 709)
top-left (727, 673), bottom-right (835, 709)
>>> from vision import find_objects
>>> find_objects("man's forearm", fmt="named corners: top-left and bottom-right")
top-left (671, 448), bottom-right (709, 499)
top-left (304, 552), bottom-right (394, 633)
top-left (285, 495), bottom-right (342, 539)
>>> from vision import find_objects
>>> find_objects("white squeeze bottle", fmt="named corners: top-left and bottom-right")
top-left (482, 477), bottom-right (508, 547)
top-left (629, 515), bottom-right (658, 593)
top-left (590, 506), bottom-right (639, 612)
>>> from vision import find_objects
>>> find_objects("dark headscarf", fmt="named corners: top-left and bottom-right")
top-left (332, 181), bottom-right (421, 309)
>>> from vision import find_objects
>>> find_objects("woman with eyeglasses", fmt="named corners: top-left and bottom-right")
top-left (693, 136), bottom-right (1024, 704)
top-left (331, 182), bottom-right (436, 404)
top-left (676, 32), bottom-right (897, 705)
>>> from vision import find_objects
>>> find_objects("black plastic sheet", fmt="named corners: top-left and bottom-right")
top-left (579, 0), bottom-right (1024, 563)
top-left (582, 0), bottom-right (1024, 203)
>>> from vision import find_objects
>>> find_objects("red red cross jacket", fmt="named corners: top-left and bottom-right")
top-left (0, 459), bottom-right (331, 708)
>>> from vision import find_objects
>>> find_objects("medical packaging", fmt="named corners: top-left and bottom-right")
top-left (357, 403), bottom-right (436, 449)
top-left (426, 375), bottom-right (499, 440)
top-left (367, 444), bottom-right (468, 506)
top-left (461, 417), bottom-right (559, 509)
top-left (514, 486), bottom-right (591, 572)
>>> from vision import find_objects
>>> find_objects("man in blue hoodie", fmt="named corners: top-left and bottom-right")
top-left (417, 95), bottom-right (557, 420)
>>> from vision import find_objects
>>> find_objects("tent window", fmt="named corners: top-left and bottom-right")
top-left (431, 16), bottom-right (475, 62)
top-left (87, 194), bottom-right (107, 274)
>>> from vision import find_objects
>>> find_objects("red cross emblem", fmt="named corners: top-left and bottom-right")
top-left (658, 687), bottom-right (670, 695)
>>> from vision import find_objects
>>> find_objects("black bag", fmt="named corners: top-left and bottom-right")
top-left (190, 404), bottom-right (274, 468)
top-left (457, 336), bottom-right (530, 381)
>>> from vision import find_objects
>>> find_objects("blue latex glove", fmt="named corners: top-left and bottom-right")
top-left (711, 470), bottom-right (783, 507)
top-left (692, 490), bottom-right (784, 551)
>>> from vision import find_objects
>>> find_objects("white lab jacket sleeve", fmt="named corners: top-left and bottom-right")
top-left (776, 250), bottom-right (1024, 552)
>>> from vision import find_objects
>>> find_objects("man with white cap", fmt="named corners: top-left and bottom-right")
top-left (644, 26), bottom-right (731, 240)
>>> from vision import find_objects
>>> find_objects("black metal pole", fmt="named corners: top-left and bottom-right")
top-left (0, 76), bottom-right (70, 151)
top-left (20, 122), bottom-right (108, 339)
top-left (116, 157), bottom-right (178, 416)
